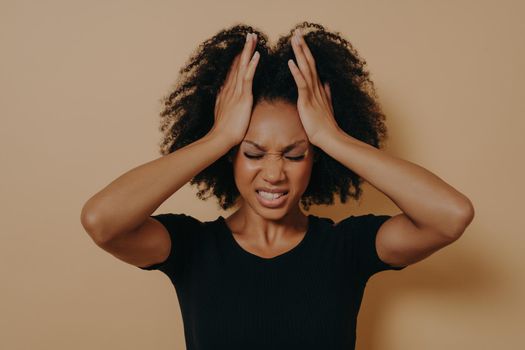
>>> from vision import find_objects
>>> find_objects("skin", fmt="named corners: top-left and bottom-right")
top-left (287, 28), bottom-right (474, 267)
top-left (225, 99), bottom-right (315, 258)
top-left (219, 29), bottom-right (340, 258)
top-left (82, 28), bottom-right (474, 269)
top-left (227, 28), bottom-right (475, 265)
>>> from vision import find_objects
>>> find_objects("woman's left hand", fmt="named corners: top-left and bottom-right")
top-left (288, 28), bottom-right (341, 146)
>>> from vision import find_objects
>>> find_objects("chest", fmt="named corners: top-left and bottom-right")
top-left (231, 231), bottom-right (307, 259)
top-left (180, 252), bottom-right (363, 348)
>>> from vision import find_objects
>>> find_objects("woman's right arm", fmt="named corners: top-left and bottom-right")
top-left (81, 32), bottom-right (259, 268)
top-left (80, 131), bottom-right (233, 245)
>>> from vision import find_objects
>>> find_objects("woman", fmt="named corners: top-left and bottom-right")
top-left (81, 22), bottom-right (475, 349)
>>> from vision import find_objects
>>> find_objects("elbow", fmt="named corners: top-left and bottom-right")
top-left (80, 203), bottom-right (107, 245)
top-left (448, 197), bottom-right (475, 240)
top-left (457, 196), bottom-right (475, 230)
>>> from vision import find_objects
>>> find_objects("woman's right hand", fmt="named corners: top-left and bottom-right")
top-left (211, 32), bottom-right (260, 148)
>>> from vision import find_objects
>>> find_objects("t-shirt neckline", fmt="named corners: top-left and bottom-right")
top-left (217, 214), bottom-right (315, 262)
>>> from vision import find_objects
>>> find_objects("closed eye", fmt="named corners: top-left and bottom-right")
top-left (286, 155), bottom-right (305, 161)
top-left (243, 153), bottom-right (305, 161)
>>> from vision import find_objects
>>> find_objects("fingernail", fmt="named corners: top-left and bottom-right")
top-left (246, 33), bottom-right (250, 42)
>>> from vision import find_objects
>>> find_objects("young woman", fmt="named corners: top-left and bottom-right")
top-left (81, 22), bottom-right (474, 349)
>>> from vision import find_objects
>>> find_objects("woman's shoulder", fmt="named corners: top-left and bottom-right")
top-left (150, 212), bottom-right (207, 229)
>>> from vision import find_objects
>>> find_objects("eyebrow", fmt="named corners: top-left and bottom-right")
top-left (242, 139), bottom-right (307, 152)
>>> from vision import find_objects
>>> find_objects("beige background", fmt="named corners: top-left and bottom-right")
top-left (2, 0), bottom-right (523, 349)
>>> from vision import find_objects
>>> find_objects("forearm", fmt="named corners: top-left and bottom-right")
top-left (316, 130), bottom-right (474, 237)
top-left (81, 130), bottom-right (233, 242)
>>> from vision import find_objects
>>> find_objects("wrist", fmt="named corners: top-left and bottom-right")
top-left (203, 128), bottom-right (238, 150)
top-left (312, 126), bottom-right (346, 148)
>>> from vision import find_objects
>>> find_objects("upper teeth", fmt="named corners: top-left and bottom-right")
top-left (258, 190), bottom-right (286, 200)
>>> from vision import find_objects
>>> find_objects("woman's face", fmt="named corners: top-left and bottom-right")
top-left (232, 99), bottom-right (315, 219)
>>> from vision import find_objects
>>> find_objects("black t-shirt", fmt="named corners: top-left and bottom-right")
top-left (138, 213), bottom-right (407, 350)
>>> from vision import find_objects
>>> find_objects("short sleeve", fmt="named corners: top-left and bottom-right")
top-left (137, 213), bottom-right (200, 282)
top-left (338, 214), bottom-right (407, 282)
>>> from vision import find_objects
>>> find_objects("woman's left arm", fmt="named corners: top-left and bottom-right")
top-left (289, 28), bottom-right (475, 267)
top-left (316, 129), bottom-right (475, 267)
top-left (317, 129), bottom-right (475, 239)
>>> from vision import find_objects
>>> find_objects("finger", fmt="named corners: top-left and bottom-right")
top-left (295, 29), bottom-right (319, 80)
top-left (243, 50), bottom-right (260, 89)
top-left (216, 53), bottom-right (242, 117)
top-left (288, 59), bottom-right (308, 98)
top-left (224, 55), bottom-right (239, 87)
top-left (223, 54), bottom-right (240, 90)
top-left (239, 33), bottom-right (257, 73)
top-left (237, 33), bottom-right (257, 92)
top-left (217, 56), bottom-right (239, 115)
top-left (228, 53), bottom-right (242, 94)
top-left (291, 29), bottom-right (313, 86)
top-left (221, 54), bottom-right (240, 94)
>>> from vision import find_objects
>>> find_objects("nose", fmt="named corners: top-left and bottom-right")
top-left (261, 153), bottom-right (286, 183)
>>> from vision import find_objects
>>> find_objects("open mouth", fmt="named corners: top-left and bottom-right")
top-left (255, 190), bottom-right (289, 207)
top-left (256, 190), bottom-right (289, 200)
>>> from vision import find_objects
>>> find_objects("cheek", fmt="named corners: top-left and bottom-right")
top-left (232, 161), bottom-right (258, 185)
top-left (295, 161), bottom-right (314, 183)
top-left (234, 160), bottom-right (258, 172)
top-left (285, 162), bottom-right (312, 182)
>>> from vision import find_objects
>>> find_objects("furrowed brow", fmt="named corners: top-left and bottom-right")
top-left (243, 140), bottom-right (306, 152)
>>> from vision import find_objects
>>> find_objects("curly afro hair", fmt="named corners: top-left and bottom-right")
top-left (154, 21), bottom-right (390, 211)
